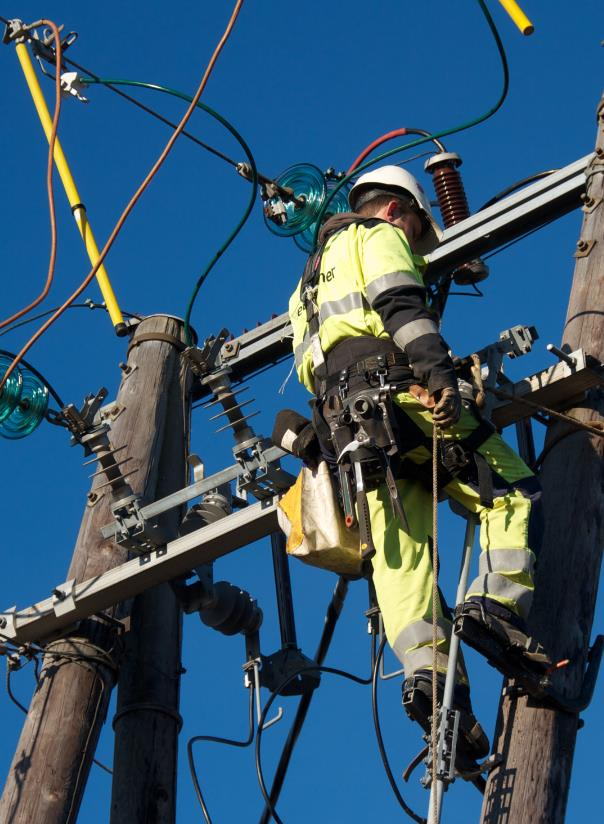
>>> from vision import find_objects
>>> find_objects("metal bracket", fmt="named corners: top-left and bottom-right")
top-left (60, 70), bottom-right (88, 102)
top-left (111, 494), bottom-right (168, 551)
top-left (421, 707), bottom-right (460, 789)
top-left (52, 579), bottom-right (76, 617)
top-left (182, 329), bottom-right (230, 377)
top-left (234, 437), bottom-right (295, 500)
top-left (574, 239), bottom-right (597, 258)
top-left (62, 388), bottom-right (109, 441)
top-left (581, 195), bottom-right (603, 214)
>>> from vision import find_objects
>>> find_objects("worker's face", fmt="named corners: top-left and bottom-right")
top-left (387, 201), bottom-right (424, 252)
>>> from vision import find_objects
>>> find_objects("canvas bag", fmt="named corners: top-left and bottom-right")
top-left (277, 460), bottom-right (362, 576)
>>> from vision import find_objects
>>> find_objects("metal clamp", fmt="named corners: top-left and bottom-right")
top-left (111, 494), bottom-right (167, 551)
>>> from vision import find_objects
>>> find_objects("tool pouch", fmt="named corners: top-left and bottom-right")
top-left (277, 460), bottom-right (363, 576)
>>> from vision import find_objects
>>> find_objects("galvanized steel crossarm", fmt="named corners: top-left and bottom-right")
top-left (1, 497), bottom-right (281, 644)
top-left (192, 152), bottom-right (592, 399)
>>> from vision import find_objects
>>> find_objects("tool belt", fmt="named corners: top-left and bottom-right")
top-left (313, 352), bottom-right (496, 515)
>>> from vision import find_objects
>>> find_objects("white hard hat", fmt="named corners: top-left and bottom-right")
top-left (348, 165), bottom-right (442, 255)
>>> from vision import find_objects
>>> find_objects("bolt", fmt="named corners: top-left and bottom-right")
top-left (223, 343), bottom-right (234, 353)
top-left (596, 147), bottom-right (604, 157)
top-left (577, 239), bottom-right (588, 251)
top-left (0, 617), bottom-right (6, 629)
top-left (88, 491), bottom-right (99, 504)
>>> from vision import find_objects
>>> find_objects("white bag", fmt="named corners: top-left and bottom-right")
top-left (277, 460), bottom-right (362, 576)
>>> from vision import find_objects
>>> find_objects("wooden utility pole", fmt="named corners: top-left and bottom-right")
top-left (110, 322), bottom-right (191, 824)
top-left (0, 315), bottom-right (191, 824)
top-left (481, 94), bottom-right (604, 823)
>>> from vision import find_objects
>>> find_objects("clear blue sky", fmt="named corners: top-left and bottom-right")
top-left (1, 1), bottom-right (602, 822)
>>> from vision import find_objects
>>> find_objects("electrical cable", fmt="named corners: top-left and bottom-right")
top-left (187, 683), bottom-right (255, 824)
top-left (0, 301), bottom-right (141, 339)
top-left (481, 214), bottom-right (559, 261)
top-left (77, 78), bottom-right (258, 347)
top-left (5, 659), bottom-right (29, 714)
top-left (0, 19), bottom-right (62, 331)
top-left (372, 637), bottom-right (426, 824)
top-left (0, 348), bottom-right (65, 407)
top-left (0, 0), bottom-right (246, 393)
top-left (478, 169), bottom-right (558, 210)
top-left (255, 665), bottom-right (374, 824)
top-left (311, 0), bottom-right (509, 249)
top-left (62, 55), bottom-right (239, 167)
top-left (258, 577), bottom-right (352, 824)
top-left (2, 650), bottom-right (113, 775)
top-left (347, 129), bottom-right (447, 175)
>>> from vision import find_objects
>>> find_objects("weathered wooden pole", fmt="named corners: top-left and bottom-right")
top-left (481, 94), bottom-right (604, 823)
top-left (0, 315), bottom-right (191, 824)
top-left (110, 320), bottom-right (191, 824)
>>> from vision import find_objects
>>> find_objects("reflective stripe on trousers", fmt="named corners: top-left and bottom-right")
top-left (368, 392), bottom-right (541, 677)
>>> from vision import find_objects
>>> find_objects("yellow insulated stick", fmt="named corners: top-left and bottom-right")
top-left (15, 42), bottom-right (127, 336)
top-left (498, 0), bottom-right (534, 36)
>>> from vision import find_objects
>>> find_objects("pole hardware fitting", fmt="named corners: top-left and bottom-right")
top-left (111, 494), bottom-right (169, 551)
top-left (182, 328), bottom-right (230, 377)
top-left (61, 388), bottom-right (109, 442)
top-left (574, 238), bottom-right (597, 258)
top-left (60, 71), bottom-right (88, 102)
top-left (546, 344), bottom-right (577, 368)
top-left (421, 707), bottom-right (460, 789)
top-left (118, 361), bottom-right (138, 380)
top-left (580, 193), bottom-right (603, 214)
top-left (233, 436), bottom-right (296, 501)
top-left (2, 18), bottom-right (44, 45)
top-left (221, 339), bottom-right (241, 361)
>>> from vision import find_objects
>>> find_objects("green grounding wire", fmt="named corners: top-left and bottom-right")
top-left (83, 77), bottom-right (258, 347)
top-left (311, 0), bottom-right (510, 249)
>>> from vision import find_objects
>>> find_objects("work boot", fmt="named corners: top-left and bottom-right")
top-left (453, 597), bottom-right (552, 677)
top-left (402, 669), bottom-right (489, 778)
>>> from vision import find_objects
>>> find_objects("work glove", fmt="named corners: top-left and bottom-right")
top-left (432, 386), bottom-right (462, 428)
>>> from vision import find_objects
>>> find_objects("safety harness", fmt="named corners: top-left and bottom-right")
top-left (299, 217), bottom-right (496, 556)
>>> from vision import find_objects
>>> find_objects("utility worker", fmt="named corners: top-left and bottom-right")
top-left (288, 165), bottom-right (550, 772)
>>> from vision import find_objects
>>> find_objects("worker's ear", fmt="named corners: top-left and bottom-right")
top-left (385, 199), bottom-right (402, 222)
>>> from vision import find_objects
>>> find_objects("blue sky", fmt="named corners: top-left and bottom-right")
top-left (1, 1), bottom-right (602, 822)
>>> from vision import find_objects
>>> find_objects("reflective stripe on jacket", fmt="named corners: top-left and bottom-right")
top-left (288, 219), bottom-right (457, 395)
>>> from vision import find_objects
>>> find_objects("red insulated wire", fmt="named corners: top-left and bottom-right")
top-left (347, 129), bottom-right (409, 175)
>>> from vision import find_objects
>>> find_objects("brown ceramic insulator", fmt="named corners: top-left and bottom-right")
top-left (431, 164), bottom-right (470, 228)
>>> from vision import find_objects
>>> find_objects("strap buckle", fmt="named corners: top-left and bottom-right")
top-left (338, 369), bottom-right (349, 400)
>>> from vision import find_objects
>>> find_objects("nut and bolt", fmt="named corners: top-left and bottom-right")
top-left (576, 239), bottom-right (589, 251)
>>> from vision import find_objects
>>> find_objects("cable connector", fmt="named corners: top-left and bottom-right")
top-left (60, 70), bottom-right (88, 103)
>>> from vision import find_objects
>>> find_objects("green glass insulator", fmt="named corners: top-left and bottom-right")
top-left (0, 355), bottom-right (23, 424)
top-left (0, 368), bottom-right (48, 439)
top-left (263, 163), bottom-right (326, 238)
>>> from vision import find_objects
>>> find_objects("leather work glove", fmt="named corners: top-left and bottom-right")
top-left (432, 386), bottom-right (462, 428)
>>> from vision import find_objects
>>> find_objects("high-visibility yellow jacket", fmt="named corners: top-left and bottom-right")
top-left (288, 216), bottom-right (456, 396)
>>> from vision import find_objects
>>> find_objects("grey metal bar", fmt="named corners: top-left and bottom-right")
top-left (100, 444), bottom-right (287, 538)
top-left (428, 515), bottom-right (478, 824)
top-left (193, 153), bottom-right (590, 399)
top-left (2, 498), bottom-right (281, 644)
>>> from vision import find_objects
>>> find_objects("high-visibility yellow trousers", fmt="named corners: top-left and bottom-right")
top-left (369, 392), bottom-right (541, 678)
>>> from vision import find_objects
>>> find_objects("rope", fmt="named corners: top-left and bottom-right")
top-left (0, 19), bottom-right (62, 331)
top-left (486, 385), bottom-right (604, 437)
top-left (431, 423), bottom-right (440, 821)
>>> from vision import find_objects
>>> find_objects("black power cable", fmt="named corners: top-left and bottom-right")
top-left (258, 577), bottom-right (352, 824)
top-left (0, 347), bottom-right (65, 408)
top-left (61, 54), bottom-right (239, 168)
top-left (188, 684), bottom-right (256, 824)
top-left (255, 664), bottom-right (371, 824)
top-left (479, 170), bottom-right (558, 211)
top-left (372, 637), bottom-right (426, 824)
